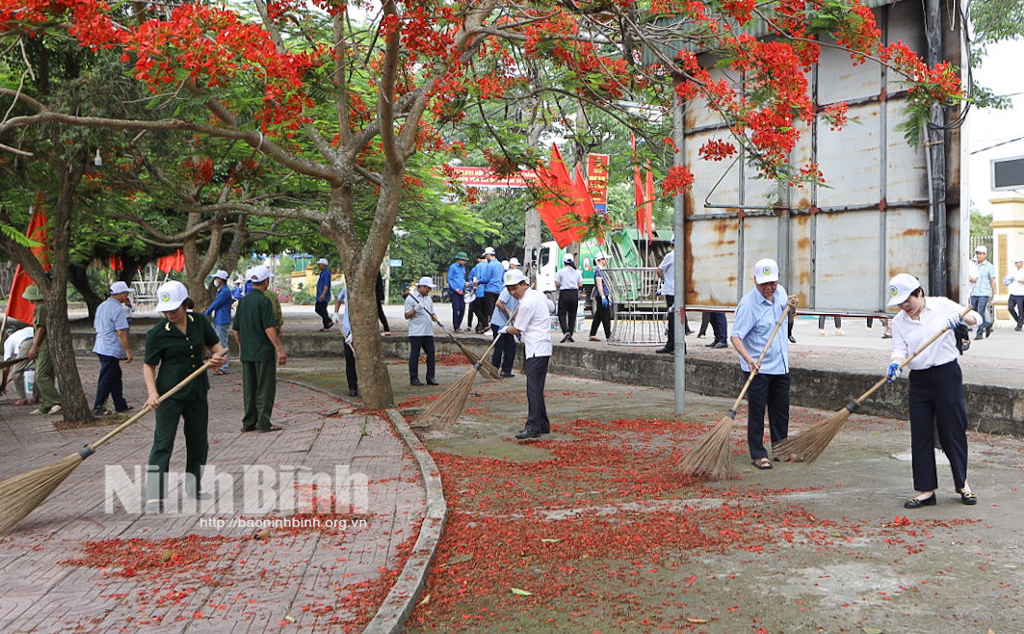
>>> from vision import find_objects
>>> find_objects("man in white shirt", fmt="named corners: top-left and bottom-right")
top-left (1, 326), bottom-right (35, 405)
top-left (404, 277), bottom-right (438, 386)
top-left (1004, 256), bottom-right (1024, 332)
top-left (553, 254), bottom-right (583, 343)
top-left (503, 269), bottom-right (553, 439)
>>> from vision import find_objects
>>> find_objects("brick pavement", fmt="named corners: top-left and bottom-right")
top-left (0, 359), bottom-right (426, 634)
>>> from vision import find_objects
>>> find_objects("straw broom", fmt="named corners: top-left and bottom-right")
top-left (407, 292), bottom-right (500, 380)
top-left (0, 362), bottom-right (212, 536)
top-left (776, 306), bottom-right (973, 463)
top-left (679, 305), bottom-right (792, 479)
top-left (414, 307), bottom-right (519, 432)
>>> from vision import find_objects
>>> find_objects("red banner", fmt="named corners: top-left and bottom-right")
top-left (6, 206), bottom-right (51, 324)
top-left (535, 144), bottom-right (584, 248)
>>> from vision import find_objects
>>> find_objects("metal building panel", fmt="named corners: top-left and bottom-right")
top-left (685, 216), bottom-right (740, 305)
top-left (687, 130), bottom-right (741, 213)
top-left (885, 100), bottom-right (929, 203)
top-left (683, 62), bottom-right (734, 130)
top-left (885, 206), bottom-right (932, 285)
top-left (817, 37), bottom-right (883, 105)
top-left (786, 214), bottom-right (814, 305)
top-left (816, 102), bottom-right (882, 207)
top-left (738, 215), bottom-right (783, 296)
top-left (813, 211), bottom-right (885, 310)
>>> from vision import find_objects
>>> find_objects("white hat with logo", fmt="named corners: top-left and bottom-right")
top-left (886, 273), bottom-right (921, 307)
top-left (563, 254), bottom-right (574, 263)
top-left (594, 252), bottom-right (607, 261)
top-left (154, 280), bottom-right (189, 312)
top-left (753, 258), bottom-right (779, 284)
top-left (109, 281), bottom-right (133, 295)
top-left (504, 269), bottom-right (528, 286)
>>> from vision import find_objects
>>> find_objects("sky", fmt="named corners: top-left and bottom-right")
top-left (967, 38), bottom-right (1024, 215)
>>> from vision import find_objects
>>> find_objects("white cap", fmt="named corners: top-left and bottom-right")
top-left (416, 276), bottom-right (436, 288)
top-left (212, 269), bottom-right (229, 281)
top-left (248, 265), bottom-right (272, 283)
top-left (594, 252), bottom-right (607, 261)
top-left (154, 281), bottom-right (188, 312)
top-left (975, 245), bottom-right (987, 254)
top-left (316, 257), bottom-right (329, 266)
top-left (509, 257), bottom-right (520, 266)
top-left (504, 269), bottom-right (528, 286)
top-left (109, 281), bottom-right (133, 295)
top-left (484, 246), bottom-right (496, 255)
top-left (886, 273), bottom-right (921, 307)
top-left (1015, 255), bottom-right (1024, 263)
top-left (753, 258), bottom-right (779, 284)
top-left (563, 254), bottom-right (574, 263)
top-left (502, 259), bottom-right (510, 271)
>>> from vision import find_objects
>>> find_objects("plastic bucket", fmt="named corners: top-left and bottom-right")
top-left (24, 369), bottom-right (35, 395)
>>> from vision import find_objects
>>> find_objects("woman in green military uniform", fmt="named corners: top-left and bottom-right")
top-left (144, 281), bottom-right (226, 511)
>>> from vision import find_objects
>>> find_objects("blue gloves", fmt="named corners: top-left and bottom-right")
top-left (601, 296), bottom-right (610, 307)
top-left (887, 362), bottom-right (902, 382)
top-left (946, 312), bottom-right (963, 331)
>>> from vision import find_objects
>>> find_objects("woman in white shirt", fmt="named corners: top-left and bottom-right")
top-left (885, 273), bottom-right (981, 509)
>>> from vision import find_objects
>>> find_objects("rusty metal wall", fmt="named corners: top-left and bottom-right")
top-left (683, 0), bottom-right (962, 313)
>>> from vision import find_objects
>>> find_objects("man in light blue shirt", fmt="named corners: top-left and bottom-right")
top-left (92, 281), bottom-right (135, 415)
top-left (730, 258), bottom-right (799, 469)
top-left (404, 277), bottom-right (438, 386)
top-left (489, 283), bottom-right (519, 377)
top-left (969, 245), bottom-right (996, 339)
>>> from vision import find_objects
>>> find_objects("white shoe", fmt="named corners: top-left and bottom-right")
top-left (818, 329), bottom-right (827, 336)
top-left (835, 328), bottom-right (846, 336)
top-left (48, 404), bottom-right (62, 415)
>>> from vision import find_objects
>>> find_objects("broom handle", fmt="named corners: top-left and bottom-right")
top-left (88, 362), bottom-right (212, 451)
top-left (477, 306), bottom-right (521, 367)
top-left (851, 305), bottom-right (973, 407)
top-left (407, 292), bottom-right (486, 363)
top-left (729, 304), bottom-right (792, 412)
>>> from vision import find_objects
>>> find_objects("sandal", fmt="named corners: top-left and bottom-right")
top-left (213, 369), bottom-right (228, 376)
top-left (751, 458), bottom-right (773, 470)
top-left (257, 425), bottom-right (284, 433)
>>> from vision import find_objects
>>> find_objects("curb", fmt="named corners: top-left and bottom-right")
top-left (279, 378), bottom-right (446, 634)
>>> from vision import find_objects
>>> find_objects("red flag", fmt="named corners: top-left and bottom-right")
top-left (644, 162), bottom-right (656, 241)
top-left (157, 249), bottom-right (186, 274)
top-left (572, 164), bottom-right (601, 245)
top-left (6, 207), bottom-right (51, 324)
top-left (632, 133), bottom-right (649, 241)
top-left (535, 144), bottom-right (580, 248)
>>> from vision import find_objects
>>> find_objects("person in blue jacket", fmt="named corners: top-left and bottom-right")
top-left (203, 269), bottom-right (234, 375)
top-left (447, 252), bottom-right (469, 333)
top-left (314, 257), bottom-right (334, 331)
top-left (469, 253), bottom-right (489, 334)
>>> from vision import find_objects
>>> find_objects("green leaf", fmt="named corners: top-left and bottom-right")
top-left (539, 538), bottom-right (561, 543)
top-left (510, 587), bottom-right (533, 596)
top-left (863, 628), bottom-right (884, 634)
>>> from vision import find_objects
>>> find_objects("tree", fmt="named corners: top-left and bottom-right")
top-left (0, 0), bottom-right (961, 410)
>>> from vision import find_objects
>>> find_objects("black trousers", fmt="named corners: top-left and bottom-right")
top-left (94, 354), bottom-right (128, 412)
top-left (908, 361), bottom-right (969, 492)
top-left (525, 355), bottom-right (550, 433)
top-left (408, 336), bottom-right (435, 382)
top-left (343, 342), bottom-right (358, 391)
top-left (1009, 294), bottom-right (1024, 327)
top-left (146, 397), bottom-right (209, 500)
top-left (661, 295), bottom-right (675, 350)
top-left (590, 295), bottom-right (612, 339)
top-left (746, 372), bottom-right (790, 460)
top-left (708, 312), bottom-right (727, 344)
top-left (314, 300), bottom-right (333, 328)
top-left (449, 290), bottom-right (466, 330)
top-left (490, 325), bottom-right (517, 374)
top-left (482, 291), bottom-right (499, 327)
top-left (557, 289), bottom-right (579, 335)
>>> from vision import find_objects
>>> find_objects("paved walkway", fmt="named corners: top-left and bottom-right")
top-left (0, 361), bottom-right (426, 634)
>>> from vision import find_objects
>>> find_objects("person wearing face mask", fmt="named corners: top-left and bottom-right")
top-left (203, 269), bottom-right (234, 375)
top-left (884, 273), bottom-right (981, 509)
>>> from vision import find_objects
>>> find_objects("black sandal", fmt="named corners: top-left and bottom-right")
top-left (751, 458), bottom-right (773, 470)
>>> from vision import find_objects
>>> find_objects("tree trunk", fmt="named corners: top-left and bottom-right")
top-left (69, 263), bottom-right (104, 319)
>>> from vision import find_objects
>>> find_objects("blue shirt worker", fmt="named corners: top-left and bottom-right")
top-left (314, 257), bottom-right (334, 331)
top-left (489, 282), bottom-right (519, 378)
top-left (203, 269), bottom-right (234, 375)
top-left (92, 281), bottom-right (135, 416)
top-left (143, 281), bottom-right (227, 510)
top-left (481, 246), bottom-right (505, 325)
top-left (504, 269), bottom-right (553, 439)
top-left (232, 265), bottom-right (288, 433)
top-left (469, 253), bottom-right (488, 333)
top-left (968, 245), bottom-right (996, 339)
top-left (447, 252), bottom-right (469, 333)
top-left (405, 277), bottom-right (438, 386)
top-left (730, 258), bottom-right (800, 470)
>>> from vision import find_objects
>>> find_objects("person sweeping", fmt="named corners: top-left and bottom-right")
top-left (884, 273), bottom-right (981, 509)
top-left (144, 281), bottom-right (227, 512)
top-left (730, 258), bottom-right (799, 469)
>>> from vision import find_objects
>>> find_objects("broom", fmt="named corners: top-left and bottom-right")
top-left (414, 307), bottom-right (519, 432)
top-left (679, 304), bottom-right (792, 479)
top-left (0, 361), bottom-right (213, 536)
top-left (407, 292), bottom-right (500, 380)
top-left (775, 305), bottom-right (973, 463)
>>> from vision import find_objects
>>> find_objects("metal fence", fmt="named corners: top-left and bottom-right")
top-left (601, 267), bottom-right (667, 346)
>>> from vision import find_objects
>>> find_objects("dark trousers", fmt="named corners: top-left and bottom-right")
top-left (557, 289), bottom-right (579, 335)
top-left (818, 315), bottom-right (842, 330)
top-left (93, 354), bottom-right (128, 412)
top-left (146, 397), bottom-right (209, 500)
top-left (908, 361), bottom-right (969, 492)
top-left (490, 325), bottom-right (517, 374)
top-left (1009, 295), bottom-right (1024, 328)
top-left (708, 312), bottom-right (727, 344)
top-left (970, 295), bottom-right (991, 335)
top-left (590, 295), bottom-right (612, 339)
top-left (241, 360), bottom-right (277, 431)
top-left (377, 300), bottom-right (390, 332)
top-left (449, 290), bottom-right (466, 330)
top-left (470, 297), bottom-right (488, 331)
top-left (482, 292), bottom-right (499, 328)
top-left (525, 355), bottom-right (550, 433)
top-left (344, 342), bottom-right (358, 391)
top-left (314, 299), bottom-right (333, 329)
top-left (408, 336), bottom-right (435, 382)
top-left (661, 296), bottom-right (675, 350)
top-left (746, 372), bottom-right (790, 460)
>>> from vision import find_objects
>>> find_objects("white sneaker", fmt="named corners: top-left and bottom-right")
top-left (47, 405), bottom-right (62, 415)
top-left (818, 329), bottom-right (827, 336)
top-left (835, 328), bottom-right (846, 336)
